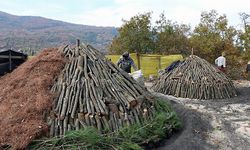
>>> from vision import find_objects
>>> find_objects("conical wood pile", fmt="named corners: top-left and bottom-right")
top-left (48, 42), bottom-right (155, 137)
top-left (152, 55), bottom-right (236, 100)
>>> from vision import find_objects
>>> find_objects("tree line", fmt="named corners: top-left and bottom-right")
top-left (108, 10), bottom-right (250, 79)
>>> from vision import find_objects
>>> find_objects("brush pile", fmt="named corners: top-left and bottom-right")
top-left (152, 55), bottom-right (237, 99)
top-left (48, 41), bottom-right (155, 136)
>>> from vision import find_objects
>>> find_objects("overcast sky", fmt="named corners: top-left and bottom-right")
top-left (0, 0), bottom-right (249, 28)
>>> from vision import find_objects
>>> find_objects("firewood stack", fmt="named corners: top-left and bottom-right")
top-left (152, 55), bottom-right (237, 100)
top-left (47, 41), bottom-right (155, 137)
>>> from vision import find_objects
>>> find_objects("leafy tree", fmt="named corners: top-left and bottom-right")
top-left (109, 12), bottom-right (154, 54)
top-left (239, 13), bottom-right (250, 49)
top-left (238, 13), bottom-right (250, 60)
top-left (109, 12), bottom-right (190, 55)
top-left (189, 10), bottom-right (239, 63)
top-left (154, 13), bottom-right (190, 55)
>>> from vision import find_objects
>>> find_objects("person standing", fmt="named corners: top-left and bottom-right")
top-left (117, 51), bottom-right (137, 73)
top-left (246, 61), bottom-right (250, 73)
top-left (246, 61), bottom-right (250, 78)
top-left (245, 61), bottom-right (250, 88)
top-left (215, 52), bottom-right (226, 72)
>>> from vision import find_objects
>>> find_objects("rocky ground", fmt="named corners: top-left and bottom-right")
top-left (146, 80), bottom-right (250, 150)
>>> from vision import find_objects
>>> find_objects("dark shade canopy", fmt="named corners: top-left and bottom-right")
top-left (0, 49), bottom-right (27, 75)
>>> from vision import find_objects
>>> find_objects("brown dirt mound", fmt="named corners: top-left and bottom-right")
top-left (0, 48), bottom-right (66, 149)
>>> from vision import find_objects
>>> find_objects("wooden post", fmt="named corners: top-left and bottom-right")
top-left (29, 48), bottom-right (31, 56)
top-left (158, 56), bottom-right (161, 70)
top-left (76, 39), bottom-right (80, 47)
top-left (136, 52), bottom-right (141, 69)
top-left (9, 50), bottom-right (12, 71)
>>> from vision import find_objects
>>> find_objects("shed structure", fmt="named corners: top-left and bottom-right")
top-left (0, 49), bottom-right (27, 75)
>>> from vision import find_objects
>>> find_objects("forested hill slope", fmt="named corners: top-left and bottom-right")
top-left (0, 11), bottom-right (118, 54)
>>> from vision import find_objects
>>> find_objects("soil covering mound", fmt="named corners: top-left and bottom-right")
top-left (47, 43), bottom-right (155, 136)
top-left (152, 55), bottom-right (236, 99)
top-left (0, 48), bottom-right (65, 149)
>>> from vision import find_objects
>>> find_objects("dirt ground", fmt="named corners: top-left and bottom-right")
top-left (146, 80), bottom-right (250, 150)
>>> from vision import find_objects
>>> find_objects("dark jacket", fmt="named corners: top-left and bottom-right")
top-left (117, 57), bottom-right (137, 73)
top-left (165, 60), bottom-right (181, 72)
top-left (246, 64), bottom-right (250, 72)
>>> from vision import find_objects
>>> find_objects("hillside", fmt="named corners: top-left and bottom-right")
top-left (0, 11), bottom-right (118, 54)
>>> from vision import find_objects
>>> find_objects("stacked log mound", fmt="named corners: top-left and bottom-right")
top-left (48, 42), bottom-right (155, 137)
top-left (152, 55), bottom-right (237, 100)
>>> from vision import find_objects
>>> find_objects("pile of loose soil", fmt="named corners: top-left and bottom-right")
top-left (0, 48), bottom-right (66, 149)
